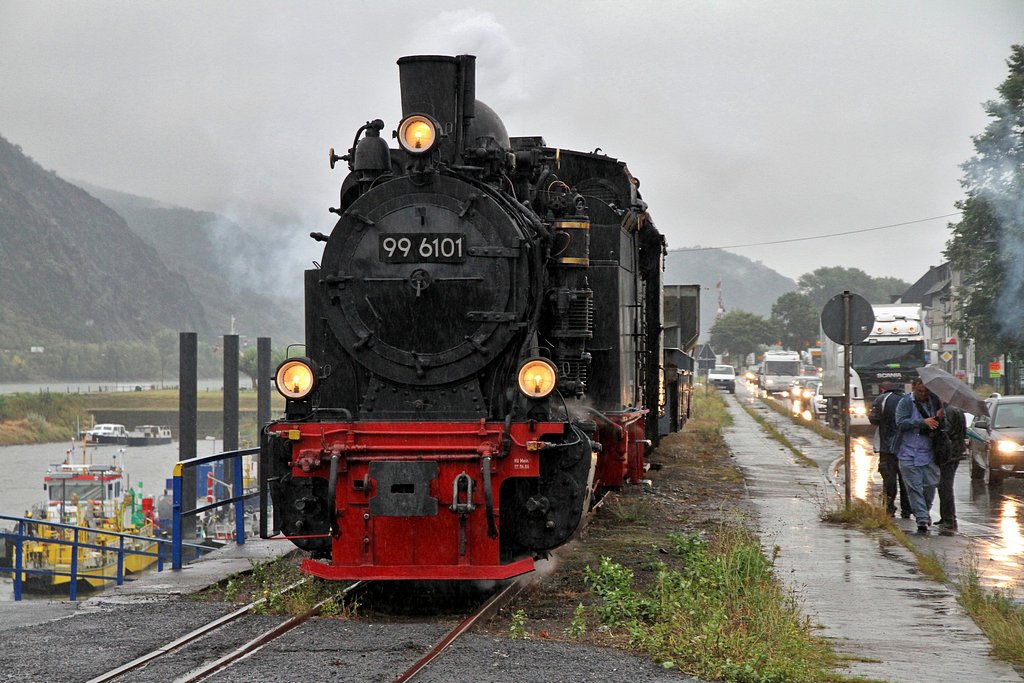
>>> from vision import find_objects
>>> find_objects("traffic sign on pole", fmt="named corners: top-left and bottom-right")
top-left (820, 291), bottom-right (873, 510)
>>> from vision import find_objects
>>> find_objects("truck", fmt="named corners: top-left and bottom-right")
top-left (821, 303), bottom-right (928, 431)
top-left (757, 349), bottom-right (803, 395)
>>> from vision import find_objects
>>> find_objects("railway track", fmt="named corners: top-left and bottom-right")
top-left (85, 580), bottom-right (365, 683)
top-left (84, 483), bottom-right (601, 682)
top-left (84, 575), bottom-right (526, 682)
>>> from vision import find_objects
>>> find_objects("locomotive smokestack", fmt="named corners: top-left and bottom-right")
top-left (397, 54), bottom-right (476, 163)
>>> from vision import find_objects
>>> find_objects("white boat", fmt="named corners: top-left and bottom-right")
top-left (81, 423), bottom-right (129, 445)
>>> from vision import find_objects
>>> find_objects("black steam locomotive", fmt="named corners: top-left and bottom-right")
top-left (260, 55), bottom-right (671, 580)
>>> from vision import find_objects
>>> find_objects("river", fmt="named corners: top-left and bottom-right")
top-left (0, 439), bottom-right (236, 518)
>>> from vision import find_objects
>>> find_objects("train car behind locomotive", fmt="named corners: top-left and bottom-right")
top-left (260, 54), bottom-right (673, 581)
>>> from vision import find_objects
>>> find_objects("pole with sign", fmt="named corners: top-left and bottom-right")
top-left (820, 291), bottom-right (874, 510)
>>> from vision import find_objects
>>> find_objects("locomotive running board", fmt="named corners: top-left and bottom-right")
top-left (299, 557), bottom-right (536, 581)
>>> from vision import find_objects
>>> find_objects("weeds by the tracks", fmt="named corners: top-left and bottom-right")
top-left (554, 389), bottom-right (852, 682)
top-left (199, 554), bottom-right (358, 618)
top-left (581, 526), bottom-right (841, 682)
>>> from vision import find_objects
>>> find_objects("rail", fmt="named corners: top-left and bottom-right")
top-left (0, 514), bottom-right (204, 601)
top-left (171, 447), bottom-right (260, 570)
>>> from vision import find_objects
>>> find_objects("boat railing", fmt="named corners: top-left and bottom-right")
top-left (171, 447), bottom-right (260, 570)
top-left (0, 514), bottom-right (208, 601)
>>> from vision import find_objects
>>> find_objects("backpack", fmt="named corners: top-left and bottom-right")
top-left (868, 396), bottom-right (884, 425)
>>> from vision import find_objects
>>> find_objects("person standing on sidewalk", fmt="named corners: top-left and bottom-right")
top-left (893, 377), bottom-right (943, 533)
top-left (937, 404), bottom-right (967, 532)
top-left (869, 381), bottom-right (910, 517)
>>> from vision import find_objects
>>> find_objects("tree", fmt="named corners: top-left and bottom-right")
top-left (153, 330), bottom-right (178, 388)
top-left (945, 45), bottom-right (1024, 366)
top-left (709, 310), bottom-right (776, 365)
top-left (769, 292), bottom-right (819, 351)
top-left (239, 345), bottom-right (287, 389)
top-left (798, 267), bottom-right (908, 310)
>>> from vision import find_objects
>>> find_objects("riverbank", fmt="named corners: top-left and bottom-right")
top-left (0, 388), bottom-right (282, 446)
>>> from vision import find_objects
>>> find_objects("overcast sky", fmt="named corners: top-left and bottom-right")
top-left (1, 1), bottom-right (1021, 287)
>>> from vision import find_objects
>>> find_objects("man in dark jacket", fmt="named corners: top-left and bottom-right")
top-left (938, 404), bottom-right (967, 531)
top-left (870, 381), bottom-right (909, 517)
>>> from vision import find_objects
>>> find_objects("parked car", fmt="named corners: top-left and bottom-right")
top-left (708, 365), bottom-right (736, 393)
top-left (968, 395), bottom-right (1024, 486)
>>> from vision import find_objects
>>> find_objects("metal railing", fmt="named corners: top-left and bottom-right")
top-left (0, 514), bottom-right (207, 601)
top-left (171, 447), bottom-right (260, 570)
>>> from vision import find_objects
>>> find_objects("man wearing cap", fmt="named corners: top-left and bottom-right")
top-left (893, 377), bottom-right (943, 533)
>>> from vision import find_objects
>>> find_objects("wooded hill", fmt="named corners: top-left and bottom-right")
top-left (0, 134), bottom-right (303, 351)
top-left (664, 247), bottom-right (797, 339)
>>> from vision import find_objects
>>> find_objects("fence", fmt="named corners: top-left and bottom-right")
top-left (171, 447), bottom-right (260, 569)
top-left (0, 514), bottom-right (200, 601)
top-left (1, 447), bottom-right (261, 601)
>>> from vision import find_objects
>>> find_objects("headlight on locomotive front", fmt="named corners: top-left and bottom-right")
top-left (397, 114), bottom-right (438, 153)
top-left (275, 358), bottom-right (318, 400)
top-left (517, 358), bottom-right (558, 399)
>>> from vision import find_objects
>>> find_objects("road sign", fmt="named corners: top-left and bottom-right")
top-left (941, 351), bottom-right (953, 362)
top-left (820, 292), bottom-right (874, 345)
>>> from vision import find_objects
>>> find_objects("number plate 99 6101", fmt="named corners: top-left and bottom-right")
top-left (379, 233), bottom-right (466, 263)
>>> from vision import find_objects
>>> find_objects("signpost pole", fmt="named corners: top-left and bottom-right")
top-left (842, 292), bottom-right (852, 510)
top-left (821, 290), bottom-right (872, 513)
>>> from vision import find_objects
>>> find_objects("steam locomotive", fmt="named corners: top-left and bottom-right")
top-left (259, 55), bottom-right (672, 581)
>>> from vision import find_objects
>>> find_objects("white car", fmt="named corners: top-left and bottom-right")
top-left (708, 365), bottom-right (736, 394)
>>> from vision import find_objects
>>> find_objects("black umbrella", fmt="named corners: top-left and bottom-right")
top-left (916, 366), bottom-right (989, 416)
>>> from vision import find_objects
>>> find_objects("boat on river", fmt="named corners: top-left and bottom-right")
top-left (126, 425), bottom-right (173, 447)
top-left (81, 423), bottom-right (129, 445)
top-left (5, 452), bottom-right (160, 592)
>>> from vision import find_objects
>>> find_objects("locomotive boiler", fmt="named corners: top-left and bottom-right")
top-left (260, 54), bottom-right (670, 581)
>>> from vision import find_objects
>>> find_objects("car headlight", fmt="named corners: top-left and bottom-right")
top-left (780, 390), bottom-right (789, 398)
top-left (517, 358), bottom-right (558, 399)
top-left (996, 440), bottom-right (1021, 454)
top-left (851, 405), bottom-right (867, 416)
top-left (397, 114), bottom-right (438, 153)
top-left (275, 358), bottom-right (318, 399)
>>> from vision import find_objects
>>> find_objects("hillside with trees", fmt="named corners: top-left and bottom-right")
top-left (664, 247), bottom-right (797, 339)
top-left (0, 134), bottom-right (306, 381)
top-left (80, 183), bottom-right (304, 345)
top-left (0, 134), bottom-right (208, 348)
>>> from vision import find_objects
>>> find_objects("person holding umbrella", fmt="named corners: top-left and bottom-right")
top-left (893, 377), bottom-right (944, 533)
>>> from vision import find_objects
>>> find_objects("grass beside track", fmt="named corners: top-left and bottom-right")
top-left (576, 390), bottom-right (858, 682)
